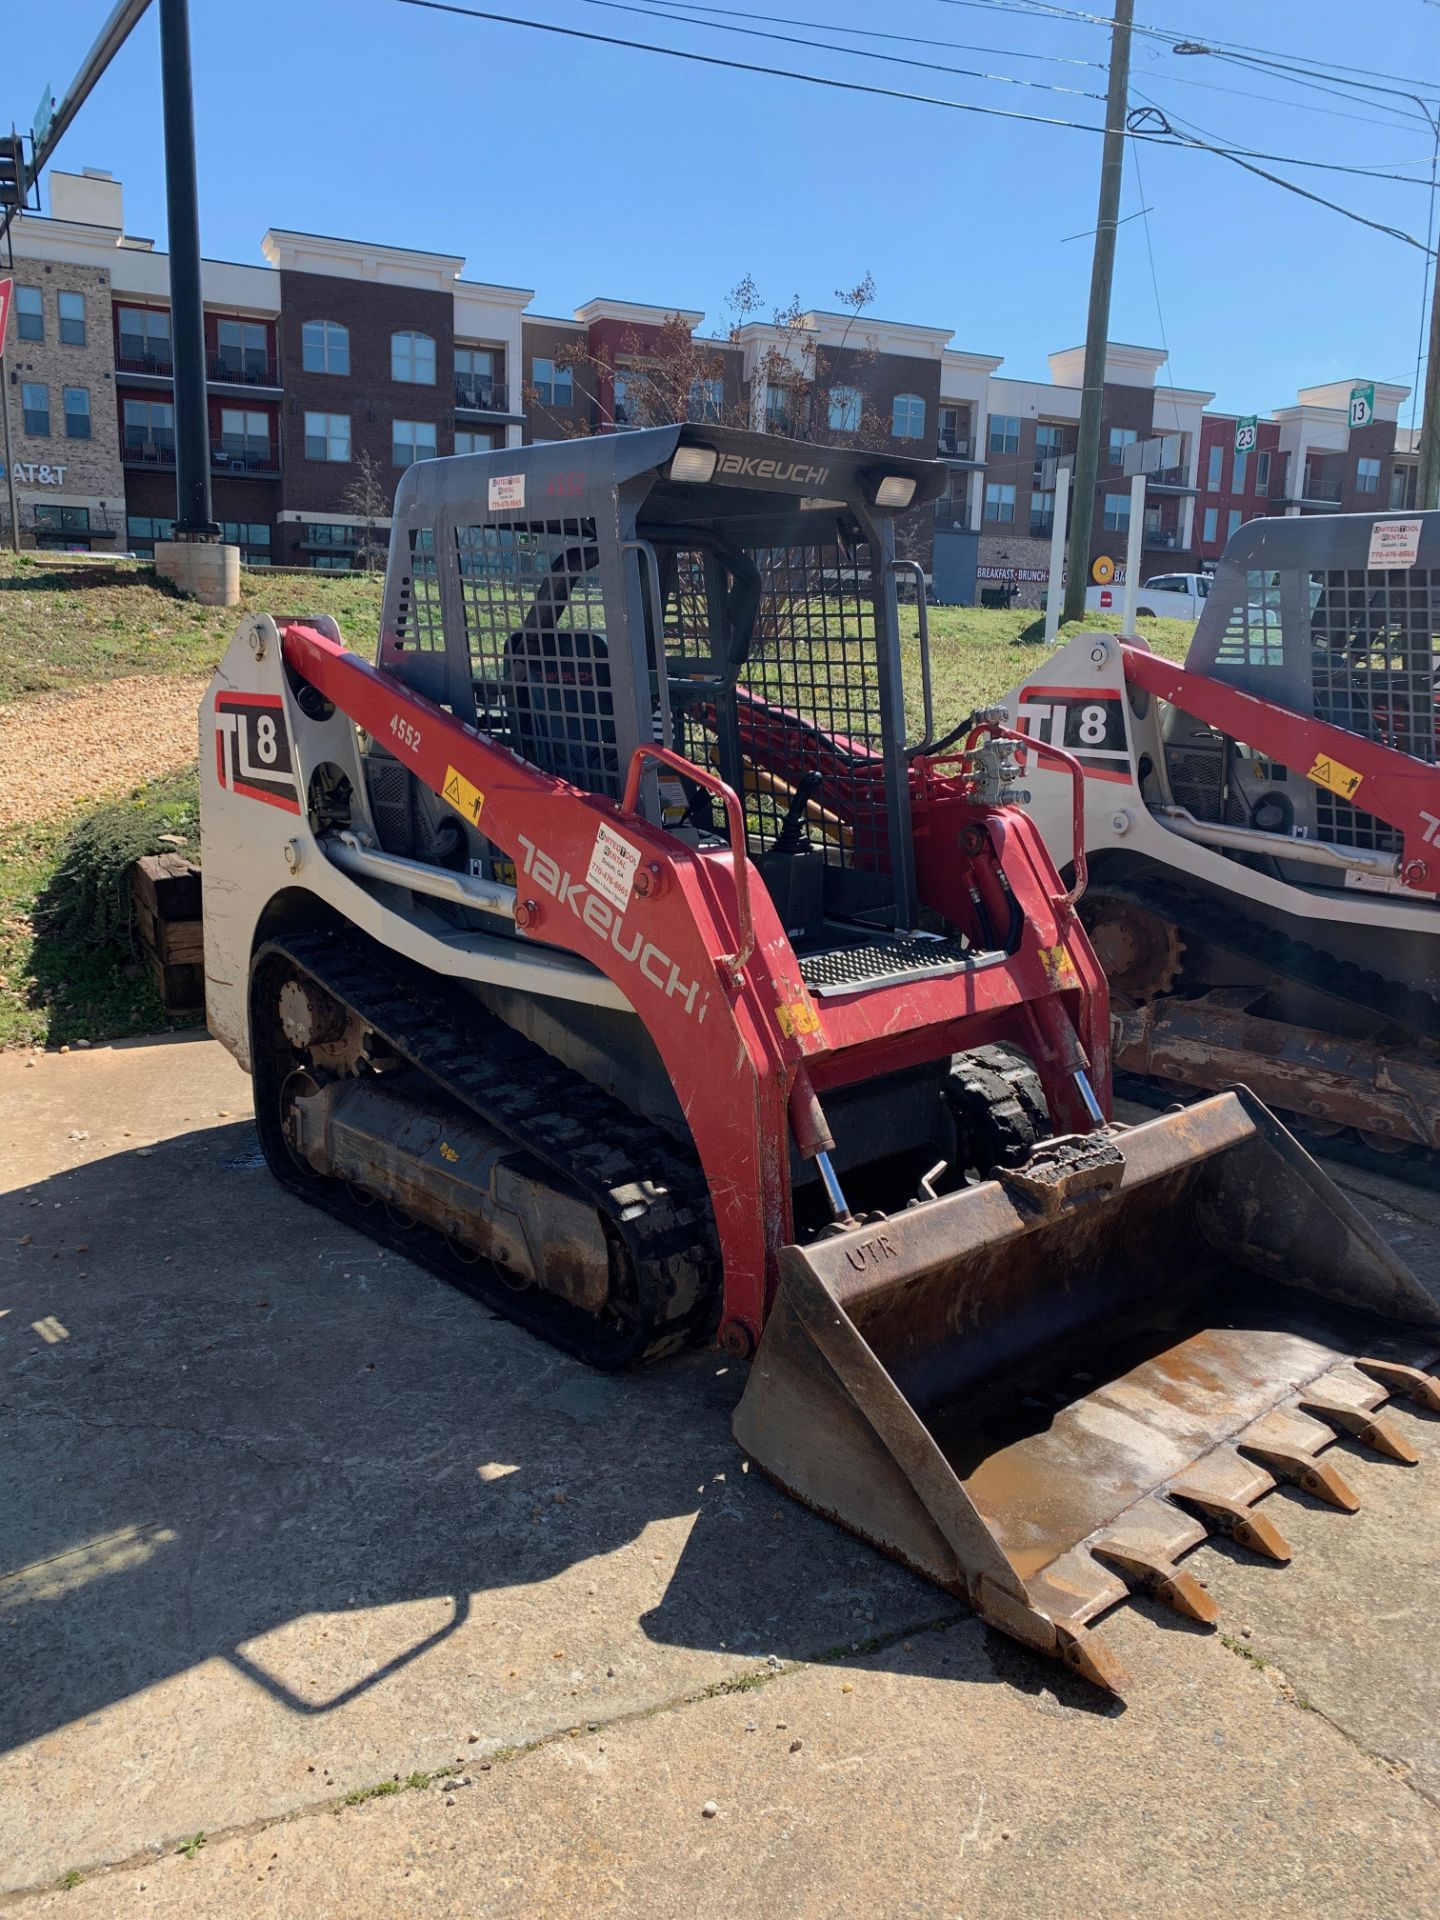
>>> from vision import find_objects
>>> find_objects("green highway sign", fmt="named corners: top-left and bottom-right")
top-left (1235, 416), bottom-right (1258, 454)
top-left (1349, 383), bottom-right (1374, 429)
top-left (32, 85), bottom-right (55, 148)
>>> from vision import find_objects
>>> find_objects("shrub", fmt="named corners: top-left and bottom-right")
top-left (42, 768), bottom-right (201, 951)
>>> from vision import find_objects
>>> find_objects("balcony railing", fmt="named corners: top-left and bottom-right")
top-left (454, 377), bottom-right (508, 411)
top-left (1302, 473), bottom-right (1345, 503)
top-left (209, 353), bottom-right (279, 387)
top-left (211, 444), bottom-right (280, 476)
top-left (934, 497), bottom-right (971, 530)
top-left (1143, 526), bottom-right (1180, 549)
top-left (1029, 517), bottom-right (1055, 540)
top-left (116, 349), bottom-right (174, 378)
top-left (122, 439), bottom-right (177, 467)
top-left (937, 431), bottom-right (973, 459)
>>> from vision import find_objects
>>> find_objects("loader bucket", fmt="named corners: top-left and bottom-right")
top-left (734, 1090), bottom-right (1440, 1693)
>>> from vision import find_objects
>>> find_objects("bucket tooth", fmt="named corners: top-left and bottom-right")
top-left (1354, 1358), bottom-right (1440, 1415)
top-left (1053, 1622), bottom-right (1131, 1695)
top-left (1091, 1540), bottom-right (1220, 1624)
top-left (1168, 1482), bottom-right (1293, 1562)
top-left (1299, 1393), bottom-right (1420, 1464)
top-left (1237, 1438), bottom-right (1361, 1513)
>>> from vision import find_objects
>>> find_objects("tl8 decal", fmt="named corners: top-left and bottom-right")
top-left (214, 692), bottom-right (301, 813)
top-left (1015, 685), bottom-right (1130, 783)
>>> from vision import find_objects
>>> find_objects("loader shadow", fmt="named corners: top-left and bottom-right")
top-left (1, 1119), bottom-right (1152, 1761)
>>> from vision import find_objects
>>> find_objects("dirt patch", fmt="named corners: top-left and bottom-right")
top-left (0, 672), bottom-right (208, 829)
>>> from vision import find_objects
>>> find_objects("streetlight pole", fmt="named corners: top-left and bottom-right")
top-left (158, 0), bottom-right (216, 538)
top-left (1062, 0), bottom-right (1134, 625)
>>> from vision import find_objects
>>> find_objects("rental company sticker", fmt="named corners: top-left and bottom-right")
top-left (441, 764), bottom-right (486, 824)
top-left (1367, 518), bottom-right (1421, 569)
top-left (1307, 752), bottom-right (1364, 800)
top-left (487, 473), bottom-right (526, 512)
top-left (586, 821), bottom-right (642, 910)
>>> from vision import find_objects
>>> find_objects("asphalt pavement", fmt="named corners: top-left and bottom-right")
top-left (2, 1037), bottom-right (1437, 1917)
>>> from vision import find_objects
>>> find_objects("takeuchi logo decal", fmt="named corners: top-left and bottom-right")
top-left (714, 452), bottom-right (831, 488)
top-left (515, 833), bottom-right (710, 1021)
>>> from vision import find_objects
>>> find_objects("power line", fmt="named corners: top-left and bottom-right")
top-left (577, 0), bottom-right (1108, 99)
top-left (1141, 62), bottom-right (1438, 134)
top-left (934, 0), bottom-right (1440, 94)
top-left (610, 0), bottom-right (1108, 68)
top-left (391, 0), bottom-right (1439, 242)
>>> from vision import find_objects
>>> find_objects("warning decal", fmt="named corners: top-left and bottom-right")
top-left (441, 764), bottom-right (486, 825)
top-left (776, 995), bottom-right (821, 1038)
top-left (586, 821), bottom-right (642, 910)
top-left (1306, 752), bottom-right (1364, 800)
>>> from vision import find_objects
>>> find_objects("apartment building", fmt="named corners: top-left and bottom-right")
top-left (1, 167), bottom-right (1420, 601)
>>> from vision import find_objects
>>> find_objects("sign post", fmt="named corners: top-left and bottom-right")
top-left (1234, 416), bottom-right (1258, 454)
top-left (0, 278), bottom-right (18, 553)
top-left (1349, 384), bottom-right (1374, 430)
top-left (1043, 462), bottom-right (1071, 645)
top-left (1120, 470), bottom-right (1146, 636)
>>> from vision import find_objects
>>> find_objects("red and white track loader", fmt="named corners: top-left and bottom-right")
top-left (201, 430), bottom-right (1440, 1694)
top-left (1008, 511), bottom-right (1440, 1172)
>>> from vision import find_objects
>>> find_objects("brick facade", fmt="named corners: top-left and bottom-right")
top-left (3, 257), bottom-right (125, 546)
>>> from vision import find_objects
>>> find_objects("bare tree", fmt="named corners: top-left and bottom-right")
top-left (338, 448), bottom-right (392, 573)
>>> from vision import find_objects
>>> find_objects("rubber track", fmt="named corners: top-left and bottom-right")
top-left (1091, 874), bottom-right (1440, 1045)
top-left (258, 929), bottom-right (720, 1368)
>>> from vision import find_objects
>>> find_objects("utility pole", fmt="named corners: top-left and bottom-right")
top-left (1417, 107), bottom-right (1440, 509)
top-left (1062, 0), bottom-right (1134, 624)
top-left (158, 0), bottom-right (216, 539)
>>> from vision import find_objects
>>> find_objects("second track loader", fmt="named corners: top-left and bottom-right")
top-left (201, 430), bottom-right (1440, 1694)
top-left (1009, 511), bottom-right (1440, 1173)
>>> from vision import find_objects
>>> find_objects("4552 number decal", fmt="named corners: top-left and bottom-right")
top-left (214, 692), bottom-right (301, 813)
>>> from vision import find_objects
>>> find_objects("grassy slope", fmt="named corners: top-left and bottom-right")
top-left (0, 553), bottom-right (385, 701)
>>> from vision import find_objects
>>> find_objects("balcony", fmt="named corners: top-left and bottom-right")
top-left (121, 438), bottom-right (176, 467)
top-left (934, 497), bottom-right (972, 531)
top-left (937, 430), bottom-right (973, 459)
top-left (454, 376), bottom-right (508, 413)
top-left (1143, 525), bottom-right (1181, 550)
top-left (116, 349), bottom-right (174, 379)
top-left (1029, 517), bottom-right (1055, 540)
top-left (1149, 466), bottom-right (1196, 494)
top-left (209, 352), bottom-right (280, 389)
top-left (211, 444), bottom-right (280, 478)
top-left (1300, 472), bottom-right (1344, 504)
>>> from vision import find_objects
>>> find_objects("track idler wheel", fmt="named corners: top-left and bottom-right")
top-left (1081, 891), bottom-right (1184, 1000)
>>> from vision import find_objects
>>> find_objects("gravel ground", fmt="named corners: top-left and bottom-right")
top-left (0, 673), bottom-right (208, 829)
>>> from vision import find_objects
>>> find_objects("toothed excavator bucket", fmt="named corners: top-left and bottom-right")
top-left (735, 1091), bottom-right (1440, 1692)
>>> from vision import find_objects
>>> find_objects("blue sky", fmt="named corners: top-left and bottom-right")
top-left (6, 0), bottom-right (1438, 416)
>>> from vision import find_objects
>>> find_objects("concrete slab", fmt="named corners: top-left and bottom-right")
top-left (3, 1038), bottom-right (1439, 1912)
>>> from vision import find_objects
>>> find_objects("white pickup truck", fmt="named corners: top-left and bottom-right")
top-left (1084, 571), bottom-right (1212, 621)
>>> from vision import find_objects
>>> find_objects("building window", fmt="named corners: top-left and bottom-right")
top-left (1391, 464), bottom-right (1416, 509)
top-left (21, 384), bottom-right (49, 436)
top-left (938, 405), bottom-right (968, 456)
top-left (688, 377), bottom-right (723, 423)
top-left (123, 398), bottom-right (175, 456)
top-left (218, 521), bottom-right (271, 562)
top-left (1034, 422), bottom-right (1066, 478)
top-left (304, 411), bottom-right (350, 461)
top-left (117, 306), bottom-right (172, 370)
top-left (35, 504), bottom-right (91, 534)
top-left (1356, 456), bottom-right (1381, 494)
top-left (307, 523), bottom-right (360, 549)
top-left (1232, 450), bottom-right (1248, 493)
top-left (892, 392), bottom-right (925, 440)
top-left (456, 346), bottom-right (498, 407)
top-left (127, 515), bottom-right (176, 555)
top-left (215, 318), bottom-right (269, 381)
top-left (1107, 426), bottom-right (1137, 469)
top-left (1203, 506), bottom-right (1219, 544)
top-left (1102, 491), bottom-right (1131, 533)
top-left (393, 419), bottom-right (438, 467)
top-left (1256, 450), bottom-right (1271, 493)
top-left (988, 414), bottom-right (1020, 455)
top-left (1030, 490), bottom-right (1055, 537)
top-left (58, 291), bottom-right (86, 347)
top-left (984, 482), bottom-right (1016, 523)
top-left (16, 287), bottom-right (43, 342)
top-left (1227, 508), bottom-right (1243, 539)
top-left (455, 430), bottom-right (497, 454)
top-left (392, 331), bottom-right (436, 385)
top-left (765, 384), bottom-right (800, 433)
top-left (1206, 444), bottom-right (1223, 490)
top-left (531, 357), bottom-right (572, 406)
top-left (219, 409), bottom-right (271, 463)
top-left (302, 320), bottom-right (349, 375)
top-left (829, 386), bottom-right (862, 434)
top-left (63, 387), bottom-right (90, 439)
